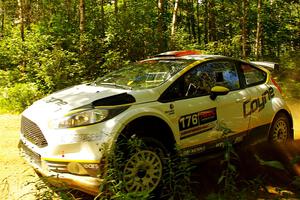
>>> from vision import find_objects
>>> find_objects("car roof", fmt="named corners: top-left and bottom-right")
top-left (250, 61), bottom-right (279, 71)
top-left (145, 50), bottom-right (233, 62)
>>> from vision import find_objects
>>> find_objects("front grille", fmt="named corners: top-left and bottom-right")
top-left (19, 140), bottom-right (42, 167)
top-left (21, 116), bottom-right (48, 148)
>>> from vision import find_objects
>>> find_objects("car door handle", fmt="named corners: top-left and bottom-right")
top-left (236, 97), bottom-right (250, 103)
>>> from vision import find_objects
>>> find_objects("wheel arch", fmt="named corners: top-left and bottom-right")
top-left (270, 109), bottom-right (294, 139)
top-left (117, 115), bottom-right (176, 151)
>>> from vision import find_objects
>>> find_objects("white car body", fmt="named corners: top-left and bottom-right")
top-left (19, 51), bottom-right (293, 195)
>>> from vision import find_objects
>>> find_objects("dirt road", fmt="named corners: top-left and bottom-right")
top-left (0, 102), bottom-right (299, 199)
top-left (0, 115), bottom-right (39, 200)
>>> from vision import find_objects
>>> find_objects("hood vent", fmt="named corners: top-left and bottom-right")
top-left (92, 93), bottom-right (136, 106)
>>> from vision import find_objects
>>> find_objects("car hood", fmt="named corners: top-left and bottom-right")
top-left (23, 84), bottom-right (160, 118)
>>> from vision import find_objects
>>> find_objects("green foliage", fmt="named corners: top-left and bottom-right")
top-left (27, 47), bottom-right (83, 92)
top-left (217, 140), bottom-right (239, 200)
top-left (291, 155), bottom-right (300, 165)
top-left (100, 50), bottom-right (129, 75)
top-left (97, 138), bottom-right (196, 200)
top-left (276, 50), bottom-right (300, 99)
top-left (0, 0), bottom-right (298, 113)
top-left (97, 138), bottom-right (152, 200)
top-left (105, 0), bottom-right (162, 60)
top-left (0, 83), bottom-right (43, 113)
top-left (25, 175), bottom-right (75, 200)
top-left (161, 150), bottom-right (197, 200)
top-left (254, 154), bottom-right (285, 170)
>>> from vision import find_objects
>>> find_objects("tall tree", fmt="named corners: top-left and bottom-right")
top-left (255, 0), bottom-right (263, 59)
top-left (208, 0), bottom-right (216, 42)
top-left (65, 0), bottom-right (72, 21)
top-left (241, 0), bottom-right (249, 58)
top-left (0, 0), bottom-right (4, 37)
top-left (171, 0), bottom-right (179, 36)
top-left (79, 0), bottom-right (85, 53)
top-left (158, 0), bottom-right (166, 51)
top-left (115, 0), bottom-right (118, 14)
top-left (196, 0), bottom-right (201, 44)
top-left (203, 0), bottom-right (208, 44)
top-left (18, 0), bottom-right (25, 41)
top-left (187, 0), bottom-right (196, 41)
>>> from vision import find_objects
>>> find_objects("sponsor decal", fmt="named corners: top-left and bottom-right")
top-left (45, 97), bottom-right (68, 106)
top-left (165, 104), bottom-right (175, 115)
top-left (179, 108), bottom-right (217, 139)
top-left (82, 163), bottom-right (100, 169)
top-left (243, 87), bottom-right (274, 117)
top-left (181, 145), bottom-right (206, 156)
top-left (181, 133), bottom-right (245, 156)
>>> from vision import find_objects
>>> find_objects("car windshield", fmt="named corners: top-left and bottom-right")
top-left (95, 59), bottom-right (193, 90)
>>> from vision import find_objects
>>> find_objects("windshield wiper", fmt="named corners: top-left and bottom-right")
top-left (98, 82), bottom-right (132, 90)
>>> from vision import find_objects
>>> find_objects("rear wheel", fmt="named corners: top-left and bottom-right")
top-left (269, 113), bottom-right (292, 143)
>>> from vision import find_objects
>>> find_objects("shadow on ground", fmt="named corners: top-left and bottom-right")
top-left (67, 140), bottom-right (300, 199)
top-left (191, 140), bottom-right (300, 199)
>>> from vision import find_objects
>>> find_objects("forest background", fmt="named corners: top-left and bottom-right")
top-left (0, 0), bottom-right (299, 113)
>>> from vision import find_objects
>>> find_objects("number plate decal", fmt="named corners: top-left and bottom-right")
top-left (179, 108), bottom-right (217, 139)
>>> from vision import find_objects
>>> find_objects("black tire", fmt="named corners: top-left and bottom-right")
top-left (269, 113), bottom-right (292, 143)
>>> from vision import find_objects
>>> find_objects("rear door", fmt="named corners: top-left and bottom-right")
top-left (238, 62), bottom-right (273, 140)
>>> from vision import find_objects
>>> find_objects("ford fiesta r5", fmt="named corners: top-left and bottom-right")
top-left (18, 50), bottom-right (293, 196)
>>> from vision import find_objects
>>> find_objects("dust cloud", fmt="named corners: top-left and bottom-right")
top-left (287, 100), bottom-right (300, 139)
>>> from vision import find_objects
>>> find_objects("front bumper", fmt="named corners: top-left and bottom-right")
top-left (18, 140), bottom-right (102, 196)
top-left (35, 168), bottom-right (102, 196)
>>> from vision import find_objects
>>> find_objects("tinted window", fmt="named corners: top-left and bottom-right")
top-left (160, 61), bottom-right (240, 102)
top-left (241, 64), bottom-right (267, 86)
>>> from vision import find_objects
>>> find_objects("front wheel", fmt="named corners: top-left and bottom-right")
top-left (123, 149), bottom-right (163, 192)
top-left (269, 113), bottom-right (292, 143)
top-left (120, 137), bottom-right (168, 194)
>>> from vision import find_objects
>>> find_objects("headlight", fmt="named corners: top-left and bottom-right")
top-left (52, 109), bottom-right (109, 129)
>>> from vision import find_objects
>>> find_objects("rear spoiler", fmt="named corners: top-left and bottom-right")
top-left (251, 61), bottom-right (280, 72)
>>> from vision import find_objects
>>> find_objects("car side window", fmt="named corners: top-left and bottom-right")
top-left (212, 62), bottom-right (240, 90)
top-left (159, 60), bottom-right (240, 102)
top-left (184, 61), bottom-right (240, 96)
top-left (240, 64), bottom-right (267, 86)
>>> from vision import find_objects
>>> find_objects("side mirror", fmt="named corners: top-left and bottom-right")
top-left (210, 86), bottom-right (230, 100)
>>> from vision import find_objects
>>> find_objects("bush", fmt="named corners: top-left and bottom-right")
top-left (0, 83), bottom-right (44, 113)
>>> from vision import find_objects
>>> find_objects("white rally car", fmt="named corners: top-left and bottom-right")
top-left (19, 50), bottom-right (293, 195)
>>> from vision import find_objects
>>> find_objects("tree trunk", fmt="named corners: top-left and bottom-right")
top-left (208, 0), bottom-right (216, 42)
top-left (158, 0), bottom-right (166, 51)
top-left (100, 0), bottom-right (105, 37)
top-left (24, 0), bottom-right (31, 29)
top-left (171, 0), bottom-right (179, 36)
top-left (196, 0), bottom-right (201, 44)
top-left (189, 0), bottom-right (196, 41)
top-left (204, 0), bottom-right (208, 44)
top-left (115, 0), bottom-right (118, 15)
top-left (65, 0), bottom-right (71, 21)
top-left (79, 0), bottom-right (85, 53)
top-left (241, 0), bottom-right (249, 58)
top-left (123, 0), bottom-right (127, 11)
top-left (0, 0), bottom-right (4, 37)
top-left (255, 0), bottom-right (262, 59)
top-left (18, 0), bottom-right (25, 41)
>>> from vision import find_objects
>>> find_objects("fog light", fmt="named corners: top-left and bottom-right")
top-left (67, 162), bottom-right (89, 175)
